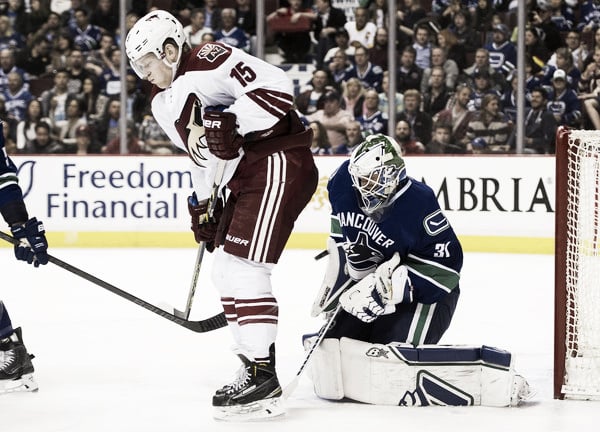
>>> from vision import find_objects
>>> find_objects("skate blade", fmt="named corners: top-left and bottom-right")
top-left (0, 373), bottom-right (38, 394)
top-left (213, 397), bottom-right (285, 421)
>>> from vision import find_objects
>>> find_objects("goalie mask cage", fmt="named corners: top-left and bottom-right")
top-left (554, 126), bottom-right (600, 400)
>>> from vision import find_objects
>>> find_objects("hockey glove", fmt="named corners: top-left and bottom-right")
top-left (187, 192), bottom-right (224, 247)
top-left (203, 111), bottom-right (243, 160)
top-left (10, 217), bottom-right (49, 267)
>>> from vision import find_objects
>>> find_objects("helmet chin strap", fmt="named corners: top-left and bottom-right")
top-left (161, 48), bottom-right (183, 86)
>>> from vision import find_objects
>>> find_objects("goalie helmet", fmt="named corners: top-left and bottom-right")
top-left (348, 134), bottom-right (406, 215)
top-left (125, 10), bottom-right (186, 80)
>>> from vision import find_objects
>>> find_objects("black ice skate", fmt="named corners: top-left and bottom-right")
top-left (213, 344), bottom-right (284, 421)
top-left (0, 327), bottom-right (38, 394)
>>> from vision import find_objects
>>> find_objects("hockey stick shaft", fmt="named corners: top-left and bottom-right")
top-left (0, 231), bottom-right (226, 333)
top-left (175, 160), bottom-right (227, 319)
top-left (282, 303), bottom-right (342, 398)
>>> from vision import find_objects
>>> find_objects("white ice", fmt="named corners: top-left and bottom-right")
top-left (1, 247), bottom-right (598, 431)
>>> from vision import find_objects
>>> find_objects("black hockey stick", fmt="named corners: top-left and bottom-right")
top-left (0, 231), bottom-right (226, 333)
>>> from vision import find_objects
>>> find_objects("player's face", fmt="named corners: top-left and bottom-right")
top-left (133, 53), bottom-right (172, 89)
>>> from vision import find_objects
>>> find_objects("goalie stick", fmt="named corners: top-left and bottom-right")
top-left (174, 160), bottom-right (227, 320)
top-left (0, 231), bottom-right (227, 333)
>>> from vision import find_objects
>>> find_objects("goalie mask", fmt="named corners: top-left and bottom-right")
top-left (348, 134), bottom-right (406, 215)
top-left (125, 10), bottom-right (186, 84)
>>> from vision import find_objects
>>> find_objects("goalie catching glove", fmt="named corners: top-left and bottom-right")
top-left (339, 253), bottom-right (412, 323)
top-left (10, 217), bottom-right (49, 267)
top-left (187, 192), bottom-right (224, 249)
top-left (203, 111), bottom-right (243, 160)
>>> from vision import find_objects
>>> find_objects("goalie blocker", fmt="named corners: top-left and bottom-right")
top-left (304, 336), bottom-right (532, 407)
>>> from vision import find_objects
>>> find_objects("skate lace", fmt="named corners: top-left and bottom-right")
top-left (226, 364), bottom-right (251, 393)
top-left (0, 350), bottom-right (15, 370)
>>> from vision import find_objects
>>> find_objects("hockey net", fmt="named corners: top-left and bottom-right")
top-left (555, 126), bottom-right (600, 400)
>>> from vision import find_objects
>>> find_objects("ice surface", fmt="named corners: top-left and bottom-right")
top-left (1, 248), bottom-right (598, 431)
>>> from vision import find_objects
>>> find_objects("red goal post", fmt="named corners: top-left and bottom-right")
top-left (554, 126), bottom-right (600, 400)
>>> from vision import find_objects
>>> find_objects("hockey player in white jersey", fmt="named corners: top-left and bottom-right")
top-left (0, 121), bottom-right (49, 394)
top-left (126, 11), bottom-right (318, 420)
top-left (307, 134), bottom-right (531, 407)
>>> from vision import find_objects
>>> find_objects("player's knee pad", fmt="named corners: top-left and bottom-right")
top-left (212, 249), bottom-right (274, 298)
top-left (312, 337), bottom-right (531, 407)
top-left (303, 335), bottom-right (344, 400)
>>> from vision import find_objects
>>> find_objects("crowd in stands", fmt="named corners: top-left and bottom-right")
top-left (0, 0), bottom-right (596, 156)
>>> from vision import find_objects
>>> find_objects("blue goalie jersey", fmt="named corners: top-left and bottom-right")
top-left (328, 160), bottom-right (463, 305)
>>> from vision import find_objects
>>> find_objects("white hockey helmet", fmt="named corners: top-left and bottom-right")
top-left (125, 10), bottom-right (186, 80)
top-left (348, 134), bottom-right (406, 215)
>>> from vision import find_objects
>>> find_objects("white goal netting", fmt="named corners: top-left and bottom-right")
top-left (562, 130), bottom-right (600, 399)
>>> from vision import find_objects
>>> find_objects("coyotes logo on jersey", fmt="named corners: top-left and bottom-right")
top-left (175, 93), bottom-right (209, 167)
top-left (197, 43), bottom-right (230, 63)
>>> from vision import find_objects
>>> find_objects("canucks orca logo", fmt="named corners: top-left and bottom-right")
top-left (346, 232), bottom-right (384, 276)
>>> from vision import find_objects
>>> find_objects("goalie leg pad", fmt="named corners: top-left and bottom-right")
top-left (336, 337), bottom-right (531, 407)
top-left (303, 336), bottom-right (344, 400)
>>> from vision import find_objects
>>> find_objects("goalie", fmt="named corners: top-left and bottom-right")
top-left (307, 134), bottom-right (531, 407)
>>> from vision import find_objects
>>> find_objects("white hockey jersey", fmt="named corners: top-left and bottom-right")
top-left (150, 42), bottom-right (294, 200)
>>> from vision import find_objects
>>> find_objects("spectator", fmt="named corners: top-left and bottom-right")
top-left (306, 89), bottom-right (353, 153)
top-left (74, 123), bottom-right (94, 154)
top-left (344, 7), bottom-right (377, 50)
top-left (295, 69), bottom-right (333, 116)
top-left (397, 0), bottom-right (427, 48)
top-left (328, 49), bottom-right (352, 85)
top-left (183, 8), bottom-right (212, 48)
top-left (15, 36), bottom-right (51, 78)
top-left (427, 121), bottom-right (463, 154)
top-left (422, 66), bottom-right (451, 117)
top-left (449, 8), bottom-right (479, 55)
top-left (473, 0), bottom-right (495, 36)
top-left (0, 15), bottom-right (25, 52)
top-left (66, 48), bottom-right (92, 94)
top-left (102, 121), bottom-right (145, 154)
top-left (465, 93), bottom-right (512, 154)
top-left (54, 95), bottom-right (87, 149)
top-left (80, 75), bottom-right (108, 124)
top-left (139, 112), bottom-right (175, 155)
top-left (22, 0), bottom-right (51, 41)
top-left (342, 45), bottom-right (383, 92)
top-left (397, 45), bottom-right (422, 93)
top-left (462, 48), bottom-right (497, 82)
top-left (3, 71), bottom-right (32, 122)
top-left (578, 48), bottom-right (600, 129)
top-left (68, 8), bottom-right (102, 52)
top-left (541, 47), bottom-right (580, 91)
top-left (323, 28), bottom-right (354, 65)
top-left (0, 48), bottom-right (28, 94)
top-left (85, 33), bottom-right (116, 75)
top-left (48, 30), bottom-right (73, 73)
top-left (356, 89), bottom-right (386, 135)
top-left (368, 27), bottom-right (392, 71)
top-left (395, 119), bottom-right (424, 154)
top-left (485, 23), bottom-right (516, 77)
top-left (235, 0), bottom-right (256, 38)
top-left (412, 23), bottom-right (432, 71)
top-left (528, 4), bottom-right (562, 54)
top-left (311, 0), bottom-right (347, 69)
top-left (25, 121), bottom-right (68, 153)
top-left (366, 0), bottom-right (387, 29)
top-left (378, 71), bottom-right (404, 117)
top-left (308, 120), bottom-right (332, 155)
top-left (97, 47), bottom-right (122, 96)
top-left (549, 68), bottom-right (581, 128)
top-left (511, 86), bottom-right (556, 154)
top-left (578, 0), bottom-right (600, 33)
top-left (15, 99), bottom-right (51, 152)
top-left (94, 97), bottom-right (120, 152)
top-left (525, 25), bottom-right (550, 65)
top-left (436, 27), bottom-right (466, 71)
top-left (397, 89), bottom-right (432, 145)
top-left (40, 68), bottom-right (72, 123)
top-left (201, 0), bottom-right (222, 32)
top-left (214, 8), bottom-right (250, 53)
top-left (266, 0), bottom-right (313, 63)
top-left (468, 69), bottom-right (501, 112)
top-left (434, 83), bottom-right (475, 148)
top-left (421, 46), bottom-right (459, 95)
top-left (548, 31), bottom-right (587, 72)
top-left (340, 120), bottom-right (363, 154)
top-left (89, 0), bottom-right (119, 36)
top-left (124, 72), bottom-right (147, 126)
top-left (32, 11), bottom-right (62, 46)
top-left (341, 77), bottom-right (365, 119)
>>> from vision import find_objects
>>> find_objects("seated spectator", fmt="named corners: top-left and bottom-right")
top-left (540, 47), bottom-right (580, 91)
top-left (395, 119), bottom-right (424, 155)
top-left (422, 66), bottom-right (452, 117)
top-left (340, 120), bottom-right (364, 154)
top-left (485, 23), bottom-right (517, 78)
top-left (412, 23), bottom-right (433, 71)
top-left (54, 95), bottom-right (87, 149)
top-left (74, 124), bottom-right (95, 155)
top-left (549, 68), bottom-right (581, 128)
top-left (468, 69), bottom-right (501, 111)
top-left (436, 27), bottom-right (466, 71)
top-left (368, 27), bottom-right (392, 71)
top-left (48, 30), bottom-right (74, 73)
top-left (311, 0), bottom-right (347, 69)
top-left (465, 93), bottom-right (512, 154)
top-left (448, 8), bottom-right (479, 55)
top-left (3, 71), bottom-right (32, 123)
top-left (342, 45), bottom-right (383, 92)
top-left (201, 0), bottom-right (222, 32)
top-left (97, 47), bottom-right (122, 96)
top-left (434, 83), bottom-right (475, 148)
top-left (267, 0), bottom-right (313, 63)
top-left (68, 8), bottom-right (102, 52)
top-left (89, 0), bottom-right (119, 36)
top-left (511, 86), bottom-right (556, 154)
top-left (66, 48), bottom-right (92, 94)
top-left (15, 35), bottom-right (51, 78)
top-left (323, 28), bottom-right (354, 65)
top-left (427, 121), bottom-right (463, 154)
top-left (85, 33), bottom-right (116, 75)
top-left (125, 72), bottom-right (147, 126)
top-left (397, 89), bottom-right (432, 145)
top-left (578, 49), bottom-right (600, 129)
top-left (0, 15), bottom-right (25, 51)
top-left (341, 77), bottom-right (365, 119)
top-left (378, 72), bottom-right (404, 117)
top-left (0, 48), bottom-right (29, 95)
top-left (421, 46), bottom-right (459, 95)
top-left (214, 9), bottom-right (250, 53)
top-left (184, 8), bottom-right (213, 48)
top-left (328, 49), bottom-right (352, 85)
top-left (25, 121), bottom-right (68, 154)
top-left (344, 7), bottom-right (377, 49)
top-left (397, 45), bottom-right (422, 93)
top-left (308, 120), bottom-right (332, 155)
top-left (356, 89), bottom-right (386, 135)
top-left (95, 97), bottom-right (121, 153)
top-left (578, 0), bottom-right (600, 33)
top-left (102, 121), bottom-right (145, 154)
top-left (525, 25), bottom-right (550, 65)
top-left (295, 69), bottom-right (333, 116)
top-left (305, 89), bottom-right (353, 153)
top-left (80, 75), bottom-right (109, 124)
top-left (139, 112), bottom-right (176, 155)
top-left (40, 68), bottom-right (73, 124)
top-left (396, 0), bottom-right (427, 48)
top-left (15, 99), bottom-right (51, 152)
top-left (461, 48), bottom-right (501, 89)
